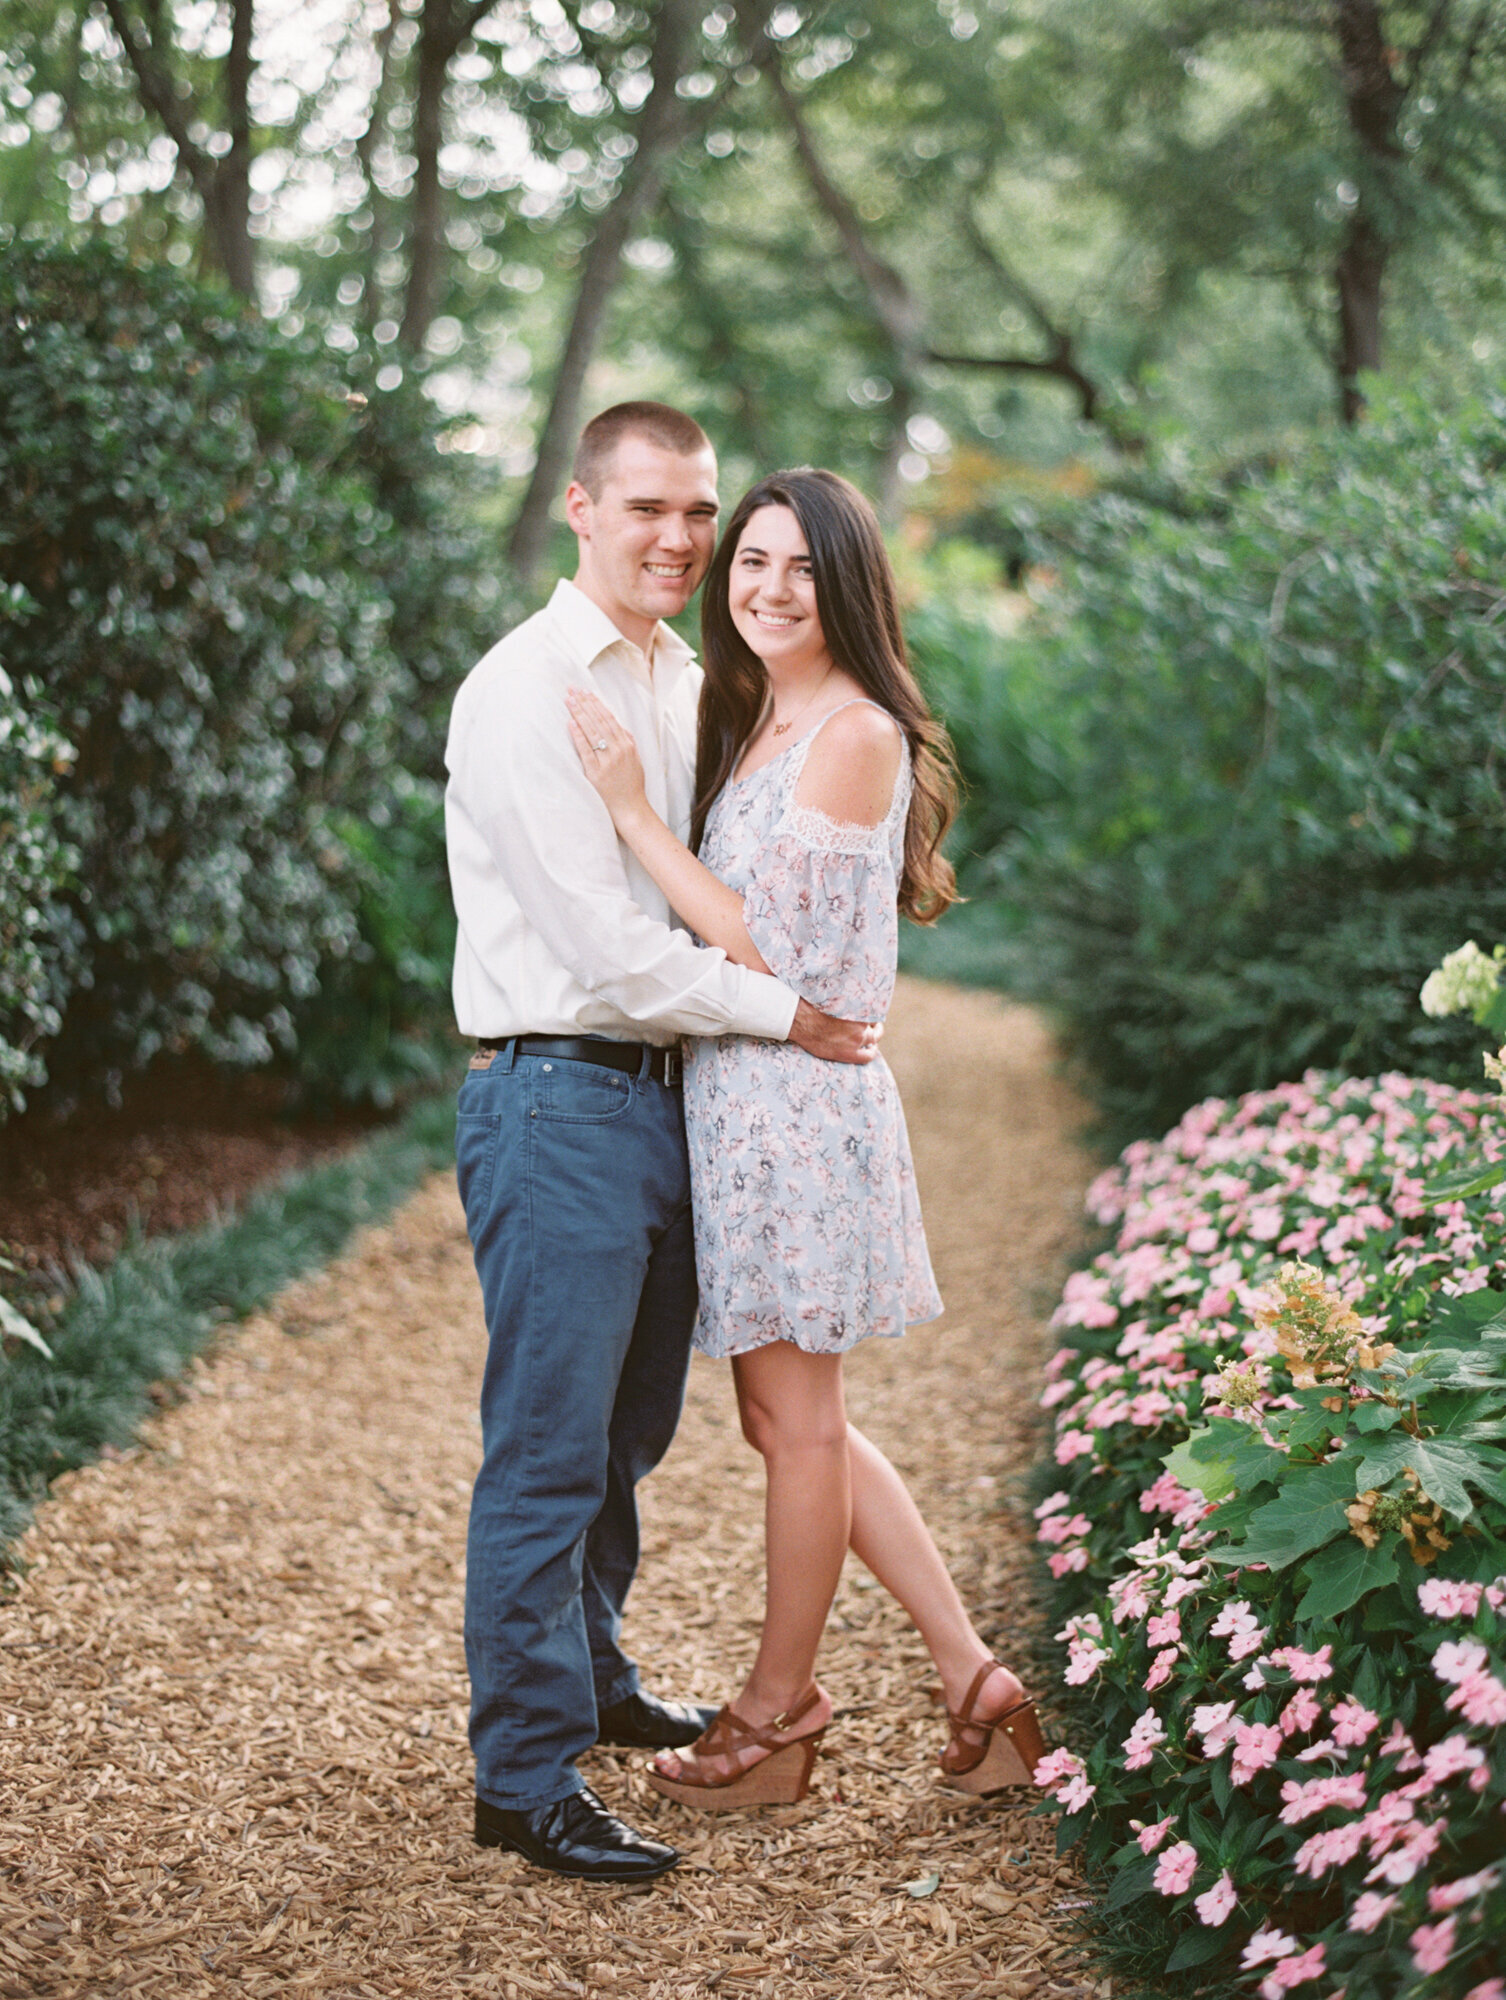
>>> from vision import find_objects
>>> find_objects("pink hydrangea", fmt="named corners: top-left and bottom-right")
top-left (1193, 1871), bottom-right (1237, 1926)
top-left (1410, 1915), bottom-right (1457, 1975)
top-left (1153, 1841), bottom-right (1198, 1896)
top-left (1331, 1698), bottom-right (1379, 1746)
top-left (1230, 1721), bottom-right (1284, 1784)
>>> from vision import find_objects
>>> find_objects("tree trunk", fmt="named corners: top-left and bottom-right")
top-left (1335, 210), bottom-right (1387, 423)
top-left (400, 0), bottom-right (503, 352)
top-left (506, 0), bottom-right (701, 587)
top-left (399, 0), bottom-right (452, 351)
top-left (1331, 0), bottom-right (1406, 421)
top-left (204, 0), bottom-right (255, 297)
top-left (101, 0), bottom-right (256, 299)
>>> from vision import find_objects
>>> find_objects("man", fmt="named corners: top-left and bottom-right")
top-left (444, 402), bottom-right (875, 1883)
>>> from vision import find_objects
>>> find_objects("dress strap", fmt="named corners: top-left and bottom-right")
top-left (782, 698), bottom-right (910, 854)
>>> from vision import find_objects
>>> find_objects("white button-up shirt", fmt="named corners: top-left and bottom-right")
top-left (445, 579), bottom-right (798, 1048)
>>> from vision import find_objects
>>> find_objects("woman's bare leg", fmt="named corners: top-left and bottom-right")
top-left (654, 1341), bottom-right (845, 1781)
top-left (846, 1422), bottom-right (1024, 1720)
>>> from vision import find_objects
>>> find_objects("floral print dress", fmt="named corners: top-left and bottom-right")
top-left (683, 699), bottom-right (943, 1358)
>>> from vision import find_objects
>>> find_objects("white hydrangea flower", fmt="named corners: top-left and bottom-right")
top-left (1419, 940), bottom-right (1503, 1019)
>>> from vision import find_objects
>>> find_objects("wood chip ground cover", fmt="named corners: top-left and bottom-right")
top-left (2, 980), bottom-right (1106, 1999)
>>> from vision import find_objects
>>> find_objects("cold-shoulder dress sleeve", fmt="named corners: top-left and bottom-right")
top-left (680, 700), bottom-right (942, 1359)
top-left (738, 733), bottom-right (906, 1022)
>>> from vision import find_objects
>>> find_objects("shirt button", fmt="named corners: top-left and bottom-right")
top-left (541, 1062), bottom-right (553, 1072)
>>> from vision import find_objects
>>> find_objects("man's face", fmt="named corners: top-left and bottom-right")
top-left (566, 435), bottom-right (720, 647)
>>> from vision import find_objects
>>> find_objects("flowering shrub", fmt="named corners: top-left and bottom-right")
top-left (1037, 1068), bottom-right (1506, 1997)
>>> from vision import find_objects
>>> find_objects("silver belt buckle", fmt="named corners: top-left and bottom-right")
top-left (662, 1044), bottom-right (683, 1088)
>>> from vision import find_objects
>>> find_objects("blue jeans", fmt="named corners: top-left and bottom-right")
top-left (455, 1042), bottom-right (697, 1812)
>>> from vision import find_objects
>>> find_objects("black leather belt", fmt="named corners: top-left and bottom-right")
top-left (478, 1035), bottom-right (683, 1087)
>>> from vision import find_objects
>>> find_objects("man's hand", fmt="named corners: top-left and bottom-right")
top-left (789, 998), bottom-right (882, 1065)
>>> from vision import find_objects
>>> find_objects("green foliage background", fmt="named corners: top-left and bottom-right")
top-left (0, 244), bottom-right (492, 1117)
top-left (915, 387), bottom-right (1506, 1139)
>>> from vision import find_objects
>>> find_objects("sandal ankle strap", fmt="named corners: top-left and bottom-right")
top-left (708, 1683), bottom-right (822, 1756)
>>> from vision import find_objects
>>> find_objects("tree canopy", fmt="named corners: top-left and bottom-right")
top-left (2, 0), bottom-right (1504, 567)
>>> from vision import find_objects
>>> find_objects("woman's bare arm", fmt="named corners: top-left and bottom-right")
top-left (564, 685), bottom-right (772, 973)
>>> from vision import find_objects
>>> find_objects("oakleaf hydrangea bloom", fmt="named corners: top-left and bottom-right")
top-left (1420, 940), bottom-right (1503, 1020)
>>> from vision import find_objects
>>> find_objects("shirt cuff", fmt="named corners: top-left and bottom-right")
top-left (731, 969), bottom-right (800, 1042)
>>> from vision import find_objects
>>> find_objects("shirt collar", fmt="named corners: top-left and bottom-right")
top-left (548, 578), bottom-right (696, 691)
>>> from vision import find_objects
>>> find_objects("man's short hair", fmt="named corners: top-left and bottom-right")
top-left (571, 402), bottom-right (712, 498)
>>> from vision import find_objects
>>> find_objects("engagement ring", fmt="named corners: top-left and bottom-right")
top-left (595, 739), bottom-right (608, 750)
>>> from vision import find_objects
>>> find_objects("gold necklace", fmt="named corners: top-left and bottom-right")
top-left (770, 664), bottom-right (834, 738)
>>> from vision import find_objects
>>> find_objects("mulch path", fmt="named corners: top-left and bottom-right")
top-left (0, 977), bottom-right (1102, 1999)
top-left (0, 1060), bottom-right (391, 1279)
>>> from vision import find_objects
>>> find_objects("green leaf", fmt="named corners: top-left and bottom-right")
top-left (1353, 1435), bottom-right (1506, 1520)
top-left (1423, 1160), bottom-right (1506, 1203)
top-left (1162, 1430), bottom-right (1239, 1502)
top-left (1105, 1857), bottom-right (1157, 1909)
top-left (1167, 1927), bottom-right (1230, 1972)
top-left (1209, 1754), bottom-right (1233, 1816)
top-left (1351, 1401), bottom-right (1402, 1433)
top-left (1214, 1458), bottom-right (1358, 1570)
top-left (1294, 1533), bottom-right (1401, 1620)
top-left (1424, 1290), bottom-right (1506, 1344)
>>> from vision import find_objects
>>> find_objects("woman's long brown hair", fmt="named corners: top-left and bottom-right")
top-left (693, 468), bottom-right (959, 923)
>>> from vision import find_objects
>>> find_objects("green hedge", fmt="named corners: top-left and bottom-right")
top-left (937, 384), bottom-right (1506, 1139)
top-left (0, 244), bottom-right (492, 1115)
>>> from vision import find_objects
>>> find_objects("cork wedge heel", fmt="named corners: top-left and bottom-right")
top-left (646, 1684), bottom-right (828, 1812)
top-left (939, 1661), bottom-right (1047, 1796)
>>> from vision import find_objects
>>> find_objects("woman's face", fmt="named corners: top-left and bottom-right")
top-left (727, 504), bottom-right (831, 676)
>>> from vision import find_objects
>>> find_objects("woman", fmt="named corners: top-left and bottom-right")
top-left (564, 468), bottom-right (1044, 1809)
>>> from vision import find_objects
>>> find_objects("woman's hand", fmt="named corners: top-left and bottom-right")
top-left (565, 685), bottom-right (649, 830)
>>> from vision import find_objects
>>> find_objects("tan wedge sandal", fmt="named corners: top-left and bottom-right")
top-left (646, 1684), bottom-right (828, 1812)
top-left (939, 1661), bottom-right (1047, 1795)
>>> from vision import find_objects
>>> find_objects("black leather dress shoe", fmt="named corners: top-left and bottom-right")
top-left (596, 1690), bottom-right (719, 1750)
top-left (474, 1786), bottom-right (679, 1881)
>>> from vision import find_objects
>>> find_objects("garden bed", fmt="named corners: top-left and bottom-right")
top-left (1035, 1069), bottom-right (1505, 1998)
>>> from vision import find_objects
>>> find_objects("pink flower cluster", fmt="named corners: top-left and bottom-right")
top-left (1037, 1069), bottom-right (1506, 1997)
